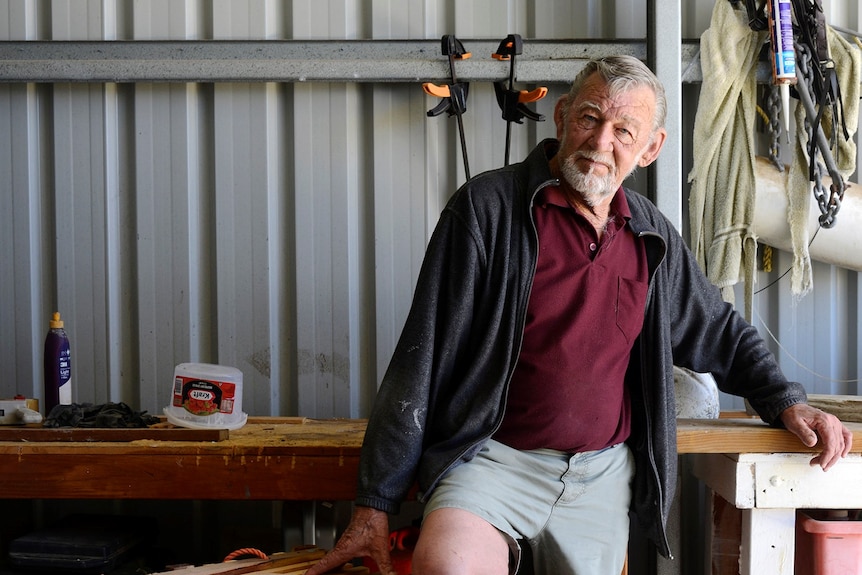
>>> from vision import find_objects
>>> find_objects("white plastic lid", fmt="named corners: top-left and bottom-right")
top-left (163, 406), bottom-right (248, 430)
top-left (165, 362), bottom-right (247, 430)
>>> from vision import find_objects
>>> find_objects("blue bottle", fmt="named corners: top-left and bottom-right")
top-left (43, 312), bottom-right (72, 416)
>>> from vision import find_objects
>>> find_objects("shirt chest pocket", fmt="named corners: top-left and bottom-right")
top-left (615, 276), bottom-right (648, 344)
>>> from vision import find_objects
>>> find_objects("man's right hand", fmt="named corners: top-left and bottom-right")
top-left (304, 506), bottom-right (396, 575)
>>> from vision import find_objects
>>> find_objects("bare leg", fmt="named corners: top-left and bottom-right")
top-left (412, 508), bottom-right (512, 575)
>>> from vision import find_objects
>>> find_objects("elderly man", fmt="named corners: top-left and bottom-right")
top-left (307, 55), bottom-right (851, 575)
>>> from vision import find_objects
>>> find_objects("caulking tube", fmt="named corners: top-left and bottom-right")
top-left (767, 0), bottom-right (797, 137)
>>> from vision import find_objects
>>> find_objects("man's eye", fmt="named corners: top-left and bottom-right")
top-left (615, 127), bottom-right (636, 145)
top-left (576, 115), bottom-right (599, 128)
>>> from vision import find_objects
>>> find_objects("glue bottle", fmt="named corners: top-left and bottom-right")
top-left (767, 0), bottom-right (797, 136)
top-left (43, 311), bottom-right (72, 416)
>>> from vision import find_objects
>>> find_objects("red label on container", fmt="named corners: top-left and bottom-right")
top-left (172, 377), bottom-right (236, 416)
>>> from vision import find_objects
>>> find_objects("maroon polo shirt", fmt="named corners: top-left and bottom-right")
top-left (493, 185), bottom-right (649, 453)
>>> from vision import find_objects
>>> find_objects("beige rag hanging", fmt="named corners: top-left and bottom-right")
top-left (689, 2), bottom-right (860, 314)
top-left (688, 0), bottom-right (766, 320)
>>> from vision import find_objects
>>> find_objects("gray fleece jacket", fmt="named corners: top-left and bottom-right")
top-left (355, 140), bottom-right (806, 557)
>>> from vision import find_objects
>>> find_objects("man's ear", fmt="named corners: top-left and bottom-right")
top-left (638, 128), bottom-right (667, 167)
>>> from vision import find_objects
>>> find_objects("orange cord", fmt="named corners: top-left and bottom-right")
top-left (223, 547), bottom-right (268, 562)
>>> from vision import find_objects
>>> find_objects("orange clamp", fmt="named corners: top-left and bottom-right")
top-left (518, 87), bottom-right (548, 103)
top-left (422, 83), bottom-right (451, 98)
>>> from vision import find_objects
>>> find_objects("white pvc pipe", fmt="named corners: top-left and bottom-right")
top-left (752, 156), bottom-right (862, 271)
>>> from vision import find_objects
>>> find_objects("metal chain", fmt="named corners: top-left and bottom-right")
top-left (795, 42), bottom-right (844, 228)
top-left (765, 86), bottom-right (783, 170)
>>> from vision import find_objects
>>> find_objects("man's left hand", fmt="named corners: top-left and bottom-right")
top-left (780, 403), bottom-right (853, 471)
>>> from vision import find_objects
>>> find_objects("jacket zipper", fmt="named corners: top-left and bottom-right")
top-left (637, 229), bottom-right (672, 558)
top-left (493, 178), bottom-right (560, 434)
top-left (423, 178), bottom-right (561, 493)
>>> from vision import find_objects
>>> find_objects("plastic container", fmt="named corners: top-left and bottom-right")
top-left (163, 363), bottom-right (247, 430)
top-left (796, 509), bottom-right (862, 575)
top-left (43, 311), bottom-right (72, 416)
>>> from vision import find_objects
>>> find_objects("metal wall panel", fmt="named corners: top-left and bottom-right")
top-left (0, 0), bottom-right (859, 427)
top-left (131, 1), bottom-right (213, 416)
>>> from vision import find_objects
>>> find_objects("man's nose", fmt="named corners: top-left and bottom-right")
top-left (589, 121), bottom-right (617, 149)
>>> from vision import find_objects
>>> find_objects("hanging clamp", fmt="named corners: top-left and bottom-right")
top-left (728, 0), bottom-right (768, 31)
top-left (492, 34), bottom-right (548, 124)
top-left (423, 35), bottom-right (472, 180)
top-left (491, 34), bottom-right (547, 165)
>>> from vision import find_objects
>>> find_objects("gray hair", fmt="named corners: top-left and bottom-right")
top-left (560, 55), bottom-right (667, 133)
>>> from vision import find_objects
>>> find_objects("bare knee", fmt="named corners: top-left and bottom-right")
top-left (412, 508), bottom-right (510, 575)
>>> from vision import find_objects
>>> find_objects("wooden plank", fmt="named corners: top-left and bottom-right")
top-left (751, 453), bottom-right (862, 508)
top-left (0, 424), bottom-right (227, 442)
top-left (151, 548), bottom-right (324, 574)
top-left (0, 420), bottom-right (366, 456)
top-left (149, 547), bottom-right (367, 575)
top-left (260, 566), bottom-right (368, 574)
top-left (807, 394), bottom-right (862, 423)
top-left (0, 420), bottom-right (365, 500)
top-left (245, 416), bottom-right (308, 424)
top-left (250, 562), bottom-right (367, 574)
top-left (711, 493), bottom-right (743, 575)
top-left (691, 453), bottom-right (756, 508)
top-left (202, 550), bottom-right (325, 574)
top-left (676, 418), bottom-right (862, 454)
top-left (0, 450), bottom-right (361, 499)
top-left (677, 419), bottom-right (817, 454)
top-left (740, 508), bottom-right (796, 575)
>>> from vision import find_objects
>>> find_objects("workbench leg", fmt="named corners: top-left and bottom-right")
top-left (302, 501), bottom-right (317, 546)
top-left (739, 508), bottom-right (795, 575)
top-left (283, 501), bottom-right (337, 550)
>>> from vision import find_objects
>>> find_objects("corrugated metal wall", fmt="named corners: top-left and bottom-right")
top-left (0, 0), bottom-right (859, 426)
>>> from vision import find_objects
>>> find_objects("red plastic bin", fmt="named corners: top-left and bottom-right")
top-left (796, 510), bottom-right (862, 575)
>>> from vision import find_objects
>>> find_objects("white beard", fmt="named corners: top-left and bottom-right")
top-left (559, 151), bottom-right (619, 207)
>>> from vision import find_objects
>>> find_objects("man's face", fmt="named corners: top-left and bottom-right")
top-left (554, 73), bottom-right (666, 207)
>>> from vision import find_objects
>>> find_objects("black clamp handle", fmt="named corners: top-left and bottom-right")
top-left (492, 34), bottom-right (548, 164)
top-left (422, 35), bottom-right (473, 179)
top-left (423, 35), bottom-right (472, 118)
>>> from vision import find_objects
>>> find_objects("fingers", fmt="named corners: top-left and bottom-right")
top-left (306, 506), bottom-right (396, 575)
top-left (780, 403), bottom-right (852, 472)
top-left (305, 547), bottom-right (355, 575)
top-left (306, 539), bottom-right (394, 575)
top-left (811, 424), bottom-right (854, 471)
top-left (797, 426), bottom-right (819, 448)
top-left (820, 415), bottom-right (849, 470)
top-left (843, 426), bottom-right (854, 456)
top-left (369, 548), bottom-right (397, 575)
top-left (804, 412), bottom-right (848, 471)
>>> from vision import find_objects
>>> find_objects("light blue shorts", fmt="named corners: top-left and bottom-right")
top-left (423, 439), bottom-right (634, 575)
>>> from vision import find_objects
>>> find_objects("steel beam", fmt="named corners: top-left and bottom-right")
top-left (0, 39), bottom-right (648, 84)
top-left (0, 39), bottom-right (771, 85)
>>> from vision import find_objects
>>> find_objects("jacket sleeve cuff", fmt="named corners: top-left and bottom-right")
top-left (354, 495), bottom-right (401, 516)
top-left (763, 396), bottom-right (808, 427)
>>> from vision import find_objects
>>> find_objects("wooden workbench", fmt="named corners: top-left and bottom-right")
top-left (682, 418), bottom-right (862, 575)
top-left (1, 415), bottom-right (860, 501)
top-left (0, 417), bottom-right (367, 500)
top-left (677, 416), bottom-right (862, 454)
top-left (3, 416), bottom-right (862, 574)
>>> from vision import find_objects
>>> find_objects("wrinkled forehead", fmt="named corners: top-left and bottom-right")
top-left (571, 76), bottom-right (657, 125)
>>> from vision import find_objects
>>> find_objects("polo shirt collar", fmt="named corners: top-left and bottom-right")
top-left (536, 183), bottom-right (633, 222)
